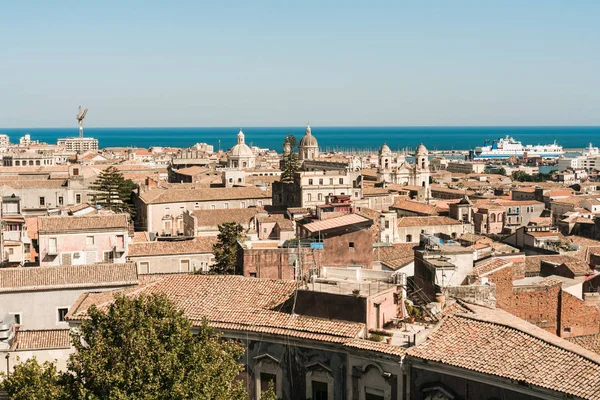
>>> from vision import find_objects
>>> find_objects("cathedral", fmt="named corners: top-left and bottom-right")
top-left (376, 142), bottom-right (430, 194)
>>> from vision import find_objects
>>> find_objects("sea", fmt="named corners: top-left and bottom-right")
top-left (2, 126), bottom-right (600, 152)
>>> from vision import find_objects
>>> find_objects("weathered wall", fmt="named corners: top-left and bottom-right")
top-left (560, 291), bottom-right (600, 338)
top-left (321, 229), bottom-right (373, 268)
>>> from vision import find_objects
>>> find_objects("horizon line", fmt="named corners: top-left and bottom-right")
top-left (2, 124), bottom-right (600, 130)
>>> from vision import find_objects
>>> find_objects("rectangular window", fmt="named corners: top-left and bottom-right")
top-left (260, 373), bottom-right (277, 396)
top-left (76, 194), bottom-right (81, 203)
top-left (86, 236), bottom-right (94, 246)
top-left (385, 221), bottom-right (390, 229)
top-left (339, 178), bottom-right (344, 184)
top-left (241, 201), bottom-right (246, 208)
top-left (8, 248), bottom-right (13, 255)
top-left (211, 204), bottom-right (216, 210)
top-left (319, 179), bottom-right (323, 185)
top-left (312, 381), bottom-right (328, 400)
top-left (10, 313), bottom-right (21, 325)
top-left (224, 203), bottom-right (229, 209)
top-left (329, 178), bottom-right (334, 185)
top-left (103, 251), bottom-right (114, 263)
top-left (309, 179), bottom-right (313, 185)
top-left (39, 196), bottom-right (45, 206)
top-left (258, 201), bottom-right (263, 206)
top-left (349, 242), bottom-right (355, 248)
top-left (58, 308), bottom-right (68, 322)
top-left (58, 196), bottom-right (64, 206)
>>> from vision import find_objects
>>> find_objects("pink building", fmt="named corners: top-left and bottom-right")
top-left (37, 214), bottom-right (130, 266)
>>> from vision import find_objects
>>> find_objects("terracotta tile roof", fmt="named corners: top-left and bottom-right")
top-left (0, 263), bottom-right (138, 292)
top-left (132, 231), bottom-right (150, 243)
top-left (547, 189), bottom-right (574, 197)
top-left (397, 216), bottom-right (463, 228)
top-left (38, 214), bottom-right (129, 233)
top-left (192, 208), bottom-right (260, 228)
top-left (527, 231), bottom-right (562, 238)
top-left (472, 258), bottom-right (512, 277)
top-left (524, 255), bottom-right (582, 275)
top-left (374, 244), bottom-right (416, 270)
top-left (287, 207), bottom-right (310, 214)
top-left (566, 333), bottom-right (600, 356)
top-left (67, 275), bottom-right (365, 342)
top-left (302, 214), bottom-right (371, 233)
top-left (560, 259), bottom-right (593, 277)
top-left (495, 199), bottom-right (544, 207)
top-left (174, 166), bottom-right (211, 176)
top-left (10, 329), bottom-right (70, 351)
top-left (343, 338), bottom-right (404, 357)
top-left (139, 186), bottom-right (270, 204)
top-left (0, 180), bottom-right (67, 189)
top-left (407, 305), bottom-right (600, 399)
top-left (362, 186), bottom-right (392, 196)
top-left (128, 237), bottom-right (217, 257)
top-left (390, 200), bottom-right (437, 215)
top-left (530, 217), bottom-right (552, 225)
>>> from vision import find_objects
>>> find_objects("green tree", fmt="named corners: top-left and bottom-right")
top-left (1, 358), bottom-right (66, 400)
top-left (89, 166), bottom-right (138, 215)
top-left (284, 134), bottom-right (298, 149)
top-left (260, 380), bottom-right (278, 400)
top-left (280, 152), bottom-right (300, 182)
top-left (497, 167), bottom-right (507, 176)
top-left (2, 295), bottom-right (247, 400)
top-left (212, 222), bottom-right (245, 275)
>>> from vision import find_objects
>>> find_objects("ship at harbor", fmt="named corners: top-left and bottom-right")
top-left (472, 135), bottom-right (564, 159)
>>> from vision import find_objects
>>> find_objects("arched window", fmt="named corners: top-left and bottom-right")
top-left (307, 193), bottom-right (312, 202)
top-left (406, 234), bottom-right (412, 242)
top-left (490, 214), bottom-right (496, 223)
top-left (36, 160), bottom-right (40, 166)
top-left (14, 161), bottom-right (20, 166)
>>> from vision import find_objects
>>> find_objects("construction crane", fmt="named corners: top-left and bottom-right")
top-left (76, 106), bottom-right (88, 138)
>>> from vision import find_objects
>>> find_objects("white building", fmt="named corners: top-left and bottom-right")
top-left (377, 143), bottom-right (430, 196)
top-left (227, 130), bottom-right (255, 169)
top-left (558, 154), bottom-right (600, 172)
top-left (0, 134), bottom-right (10, 150)
top-left (57, 137), bottom-right (99, 153)
top-left (298, 124), bottom-right (319, 161)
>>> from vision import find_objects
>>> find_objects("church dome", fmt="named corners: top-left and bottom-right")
top-left (379, 143), bottom-right (392, 155)
top-left (299, 124), bottom-right (318, 148)
top-left (229, 130), bottom-right (254, 157)
top-left (416, 143), bottom-right (428, 155)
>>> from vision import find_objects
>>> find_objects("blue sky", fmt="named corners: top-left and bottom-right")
top-left (1, 1), bottom-right (599, 127)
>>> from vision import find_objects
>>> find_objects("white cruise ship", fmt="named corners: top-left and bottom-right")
top-left (582, 143), bottom-right (600, 157)
top-left (473, 136), bottom-right (564, 159)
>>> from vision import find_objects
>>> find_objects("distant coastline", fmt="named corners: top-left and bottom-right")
top-left (1, 126), bottom-right (599, 152)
